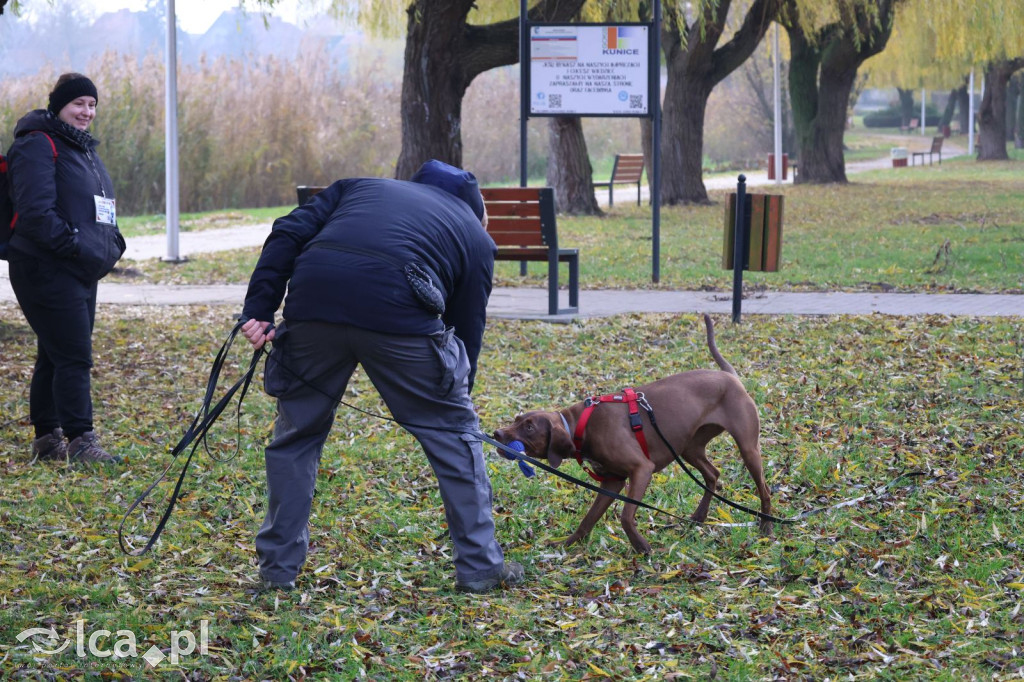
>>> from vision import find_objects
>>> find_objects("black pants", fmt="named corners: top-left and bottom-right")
top-left (9, 257), bottom-right (97, 440)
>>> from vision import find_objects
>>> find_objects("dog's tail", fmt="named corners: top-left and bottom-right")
top-left (703, 314), bottom-right (738, 376)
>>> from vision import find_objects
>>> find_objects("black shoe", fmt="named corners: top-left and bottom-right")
top-left (32, 428), bottom-right (68, 462)
top-left (455, 561), bottom-right (525, 594)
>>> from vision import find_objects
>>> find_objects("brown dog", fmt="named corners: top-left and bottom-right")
top-left (493, 314), bottom-right (772, 554)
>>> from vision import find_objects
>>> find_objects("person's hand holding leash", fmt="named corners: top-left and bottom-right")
top-left (241, 319), bottom-right (275, 349)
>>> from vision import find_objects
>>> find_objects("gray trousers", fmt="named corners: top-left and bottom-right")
top-left (256, 320), bottom-right (505, 584)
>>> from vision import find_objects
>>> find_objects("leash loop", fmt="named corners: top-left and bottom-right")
top-left (118, 318), bottom-right (266, 555)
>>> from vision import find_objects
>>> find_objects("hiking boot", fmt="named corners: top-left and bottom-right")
top-left (32, 428), bottom-right (68, 462)
top-left (455, 561), bottom-right (525, 594)
top-left (67, 431), bottom-right (121, 464)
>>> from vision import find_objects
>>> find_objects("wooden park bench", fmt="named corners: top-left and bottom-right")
top-left (296, 184), bottom-right (579, 316)
top-left (482, 187), bottom-right (579, 315)
top-left (900, 117), bottom-right (919, 134)
top-left (593, 153), bottom-right (645, 206)
top-left (911, 136), bottom-right (944, 166)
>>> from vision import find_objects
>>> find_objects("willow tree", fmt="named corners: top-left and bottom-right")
top-left (863, 15), bottom-right (963, 132)
top-left (868, 0), bottom-right (1024, 160)
top-left (340, 1), bottom-right (586, 179)
top-left (780, 0), bottom-right (901, 185)
top-left (659, 0), bottom-right (781, 204)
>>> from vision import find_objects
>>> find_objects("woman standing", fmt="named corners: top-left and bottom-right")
top-left (6, 72), bottom-right (126, 463)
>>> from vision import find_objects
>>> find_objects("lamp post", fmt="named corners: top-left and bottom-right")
top-left (163, 0), bottom-right (183, 262)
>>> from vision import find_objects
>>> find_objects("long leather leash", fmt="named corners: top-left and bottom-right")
top-left (119, 322), bottom-right (927, 553)
top-left (118, 318), bottom-right (264, 555)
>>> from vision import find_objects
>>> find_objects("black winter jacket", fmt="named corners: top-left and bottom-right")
top-left (242, 178), bottom-right (496, 388)
top-left (6, 109), bottom-right (125, 283)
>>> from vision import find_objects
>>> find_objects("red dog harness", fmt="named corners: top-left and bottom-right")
top-left (571, 388), bottom-right (651, 482)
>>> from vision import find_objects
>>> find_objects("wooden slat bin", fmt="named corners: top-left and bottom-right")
top-left (722, 193), bottom-right (784, 272)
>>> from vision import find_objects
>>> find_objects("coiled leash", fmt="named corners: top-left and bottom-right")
top-left (118, 318), bottom-right (266, 555)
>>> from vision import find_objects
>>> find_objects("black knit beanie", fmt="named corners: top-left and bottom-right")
top-left (48, 75), bottom-right (99, 115)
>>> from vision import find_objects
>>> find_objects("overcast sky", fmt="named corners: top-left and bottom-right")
top-left (82, 0), bottom-right (305, 34)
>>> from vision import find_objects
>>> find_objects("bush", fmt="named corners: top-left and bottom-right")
top-left (863, 106), bottom-right (941, 128)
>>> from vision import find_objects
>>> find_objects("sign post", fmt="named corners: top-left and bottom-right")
top-left (520, 12), bottom-right (662, 281)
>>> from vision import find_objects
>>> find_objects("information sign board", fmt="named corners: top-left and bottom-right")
top-left (528, 24), bottom-right (650, 116)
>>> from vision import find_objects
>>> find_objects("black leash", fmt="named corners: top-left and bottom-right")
top-left (118, 318), bottom-right (265, 555)
top-left (640, 396), bottom-right (925, 527)
top-left (120, 321), bottom-right (926, 554)
top-left (251, 347), bottom-right (926, 529)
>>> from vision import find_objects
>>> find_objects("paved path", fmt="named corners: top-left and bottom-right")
top-left (5, 143), bottom-right (1016, 319)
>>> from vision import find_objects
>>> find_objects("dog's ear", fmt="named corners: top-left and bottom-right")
top-left (545, 413), bottom-right (575, 468)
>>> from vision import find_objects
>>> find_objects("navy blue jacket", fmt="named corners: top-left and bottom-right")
top-left (242, 178), bottom-right (496, 387)
top-left (6, 109), bottom-right (125, 283)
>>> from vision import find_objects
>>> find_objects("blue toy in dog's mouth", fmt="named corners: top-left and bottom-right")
top-left (498, 439), bottom-right (535, 477)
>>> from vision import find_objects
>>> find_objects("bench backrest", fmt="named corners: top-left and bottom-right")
top-left (298, 185), bottom-right (559, 251)
top-left (480, 187), bottom-right (558, 251)
top-left (930, 136), bottom-right (943, 152)
top-left (610, 153), bottom-right (645, 184)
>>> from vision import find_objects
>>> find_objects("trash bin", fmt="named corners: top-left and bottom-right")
top-left (767, 153), bottom-right (788, 180)
top-left (891, 147), bottom-right (908, 168)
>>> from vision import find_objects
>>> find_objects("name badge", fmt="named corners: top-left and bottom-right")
top-left (95, 195), bottom-right (117, 226)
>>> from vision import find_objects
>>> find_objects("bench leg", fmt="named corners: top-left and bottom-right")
top-left (568, 256), bottom-right (579, 309)
top-left (519, 260), bottom-right (527, 277)
top-left (636, 181), bottom-right (641, 206)
top-left (547, 257), bottom-right (559, 316)
top-left (608, 186), bottom-right (614, 207)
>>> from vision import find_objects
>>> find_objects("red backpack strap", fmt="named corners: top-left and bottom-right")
top-left (29, 131), bottom-right (58, 160)
top-left (4, 133), bottom-right (57, 233)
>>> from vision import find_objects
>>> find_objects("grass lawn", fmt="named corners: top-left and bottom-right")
top-left (109, 153), bottom-right (1024, 295)
top-left (1, 307), bottom-right (1022, 679)
top-left (3, 144), bottom-right (1023, 679)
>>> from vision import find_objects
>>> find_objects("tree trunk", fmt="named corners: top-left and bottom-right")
top-left (395, 0), bottom-right (586, 180)
top-left (546, 117), bottom-right (602, 215)
top-left (640, 118), bottom-right (654, 200)
top-left (939, 87), bottom-right (958, 128)
top-left (659, 0), bottom-right (781, 205)
top-left (1006, 74), bottom-right (1020, 143)
top-left (897, 87), bottom-right (915, 126)
top-left (977, 58), bottom-right (1024, 161)
top-left (787, 28), bottom-right (849, 183)
top-left (1016, 77), bottom-right (1024, 149)
top-left (660, 61), bottom-right (713, 204)
top-left (956, 85), bottom-right (971, 134)
top-left (783, 0), bottom-right (898, 185)
top-left (396, 2), bottom-right (473, 179)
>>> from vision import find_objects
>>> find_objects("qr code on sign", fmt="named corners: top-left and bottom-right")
top-left (629, 95), bottom-right (643, 109)
top-left (548, 94), bottom-right (562, 108)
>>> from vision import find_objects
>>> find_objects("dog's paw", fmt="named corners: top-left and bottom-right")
top-left (626, 534), bottom-right (653, 554)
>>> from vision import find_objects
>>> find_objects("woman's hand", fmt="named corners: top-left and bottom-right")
top-left (241, 318), bottom-right (275, 350)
